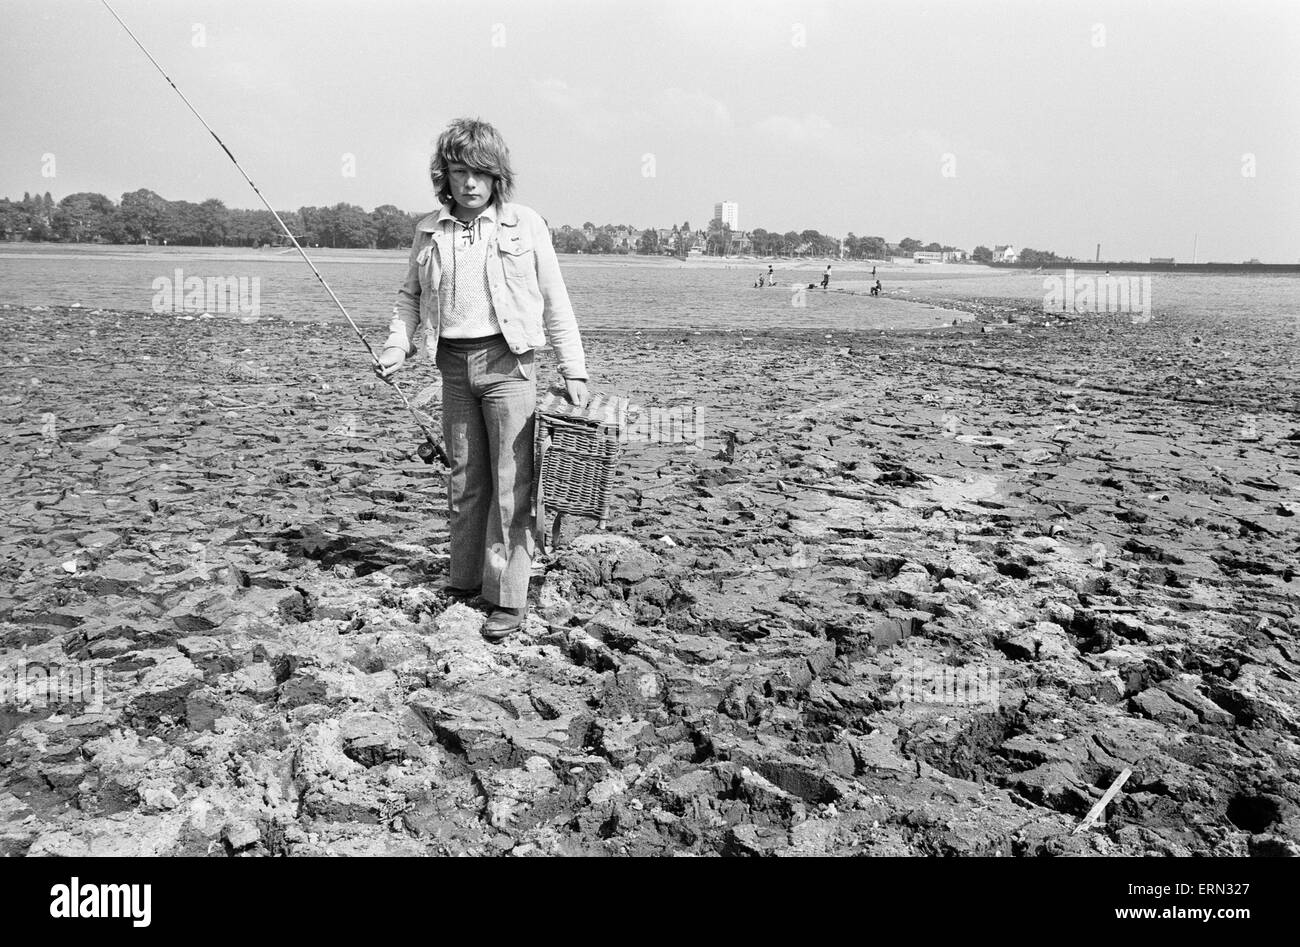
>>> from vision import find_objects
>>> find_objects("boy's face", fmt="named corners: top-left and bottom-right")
top-left (448, 161), bottom-right (495, 211)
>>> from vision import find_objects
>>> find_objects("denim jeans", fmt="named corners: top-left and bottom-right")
top-left (434, 335), bottom-right (536, 608)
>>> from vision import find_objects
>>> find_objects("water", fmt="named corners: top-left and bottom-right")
top-left (1, 244), bottom-right (1296, 330)
top-left (890, 270), bottom-right (1300, 325)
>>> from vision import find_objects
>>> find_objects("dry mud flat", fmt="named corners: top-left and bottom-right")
top-left (1, 302), bottom-right (1298, 857)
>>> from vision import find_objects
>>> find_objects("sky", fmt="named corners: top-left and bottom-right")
top-left (2, 0), bottom-right (1298, 262)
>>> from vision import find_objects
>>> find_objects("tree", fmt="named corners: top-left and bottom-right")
top-left (672, 227), bottom-right (690, 256)
top-left (0, 200), bottom-right (25, 240)
top-left (557, 230), bottom-right (588, 253)
top-left (923, 241), bottom-right (942, 252)
top-left (197, 198), bottom-right (230, 246)
top-left (898, 237), bottom-right (923, 253)
top-left (636, 228), bottom-right (660, 255)
top-left (859, 236), bottom-right (888, 259)
top-left (118, 188), bottom-right (168, 243)
top-left (1018, 247), bottom-right (1062, 266)
top-left (706, 219), bottom-right (733, 256)
top-left (972, 245), bottom-right (993, 263)
top-left (371, 204), bottom-right (414, 249)
top-left (591, 232), bottom-right (615, 254)
top-left (297, 206), bottom-right (325, 246)
top-left (232, 210), bottom-right (285, 247)
top-left (318, 202), bottom-right (372, 248)
top-left (52, 192), bottom-right (116, 242)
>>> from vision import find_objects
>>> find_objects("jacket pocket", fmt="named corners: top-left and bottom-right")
top-left (498, 236), bottom-right (536, 281)
top-left (416, 243), bottom-right (436, 291)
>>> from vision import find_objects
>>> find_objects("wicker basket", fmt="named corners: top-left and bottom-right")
top-left (533, 391), bottom-right (626, 549)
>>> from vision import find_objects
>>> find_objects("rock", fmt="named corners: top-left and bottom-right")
top-left (587, 773), bottom-right (628, 807)
top-left (127, 654), bottom-right (204, 728)
top-left (222, 663), bottom-right (279, 700)
top-left (340, 712), bottom-right (405, 767)
top-left (76, 530), bottom-right (121, 550)
top-left (184, 687), bottom-right (228, 732)
top-left (997, 622), bottom-right (1073, 662)
top-left (1047, 602), bottom-right (1076, 626)
top-left (1156, 678), bottom-right (1235, 726)
top-left (223, 820), bottom-right (260, 851)
top-left (1069, 670), bottom-right (1125, 703)
top-left (481, 756), bottom-right (563, 831)
top-left (1131, 688), bottom-right (1198, 726)
top-left (594, 718), bottom-right (654, 765)
top-left (1248, 835), bottom-right (1300, 857)
top-left (278, 667), bottom-right (358, 708)
top-left (611, 547), bottom-right (662, 584)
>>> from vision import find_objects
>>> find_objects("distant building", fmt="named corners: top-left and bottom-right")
top-left (913, 251), bottom-right (944, 264)
top-left (943, 249), bottom-right (967, 263)
top-left (713, 201), bottom-right (739, 231)
top-left (1149, 257), bottom-right (1174, 264)
top-left (992, 244), bottom-right (1018, 263)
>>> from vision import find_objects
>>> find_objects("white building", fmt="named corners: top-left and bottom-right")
top-left (713, 201), bottom-right (739, 231)
top-left (992, 244), bottom-right (1018, 263)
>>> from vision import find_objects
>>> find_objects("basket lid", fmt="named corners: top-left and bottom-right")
top-left (537, 391), bottom-right (628, 428)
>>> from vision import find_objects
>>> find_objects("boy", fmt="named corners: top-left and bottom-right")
top-left (376, 118), bottom-right (588, 640)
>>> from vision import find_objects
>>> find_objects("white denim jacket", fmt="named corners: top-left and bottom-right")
top-left (383, 201), bottom-right (588, 380)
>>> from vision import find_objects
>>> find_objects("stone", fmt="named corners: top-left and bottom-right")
top-left (340, 712), bottom-right (405, 767)
top-left (223, 820), bottom-right (260, 851)
top-left (1131, 688), bottom-right (1198, 726)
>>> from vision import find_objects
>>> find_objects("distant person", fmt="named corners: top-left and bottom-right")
top-left (871, 265), bottom-right (876, 278)
top-left (757, 269), bottom-right (766, 287)
top-left (821, 265), bottom-right (831, 289)
top-left (870, 280), bottom-right (881, 296)
top-left (767, 265), bottom-right (776, 286)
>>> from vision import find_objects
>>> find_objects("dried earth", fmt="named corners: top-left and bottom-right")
top-left (1, 301), bottom-right (1297, 856)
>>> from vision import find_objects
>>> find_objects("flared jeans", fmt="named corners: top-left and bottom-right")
top-left (435, 334), bottom-right (536, 608)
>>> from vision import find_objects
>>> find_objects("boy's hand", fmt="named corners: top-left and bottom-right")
top-left (374, 347), bottom-right (405, 381)
top-left (564, 378), bottom-right (588, 407)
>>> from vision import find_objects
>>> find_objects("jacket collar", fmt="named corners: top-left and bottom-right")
top-left (417, 200), bottom-right (517, 232)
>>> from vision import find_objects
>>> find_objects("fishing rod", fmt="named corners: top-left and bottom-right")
top-left (101, 0), bottom-right (448, 467)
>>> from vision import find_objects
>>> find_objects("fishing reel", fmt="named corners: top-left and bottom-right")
top-left (417, 437), bottom-right (450, 467)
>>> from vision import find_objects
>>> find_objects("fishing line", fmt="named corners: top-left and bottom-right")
top-left (101, 0), bottom-right (448, 466)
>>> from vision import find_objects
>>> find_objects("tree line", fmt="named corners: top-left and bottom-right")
top-left (0, 189), bottom-right (1066, 262)
top-left (0, 189), bottom-right (421, 249)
